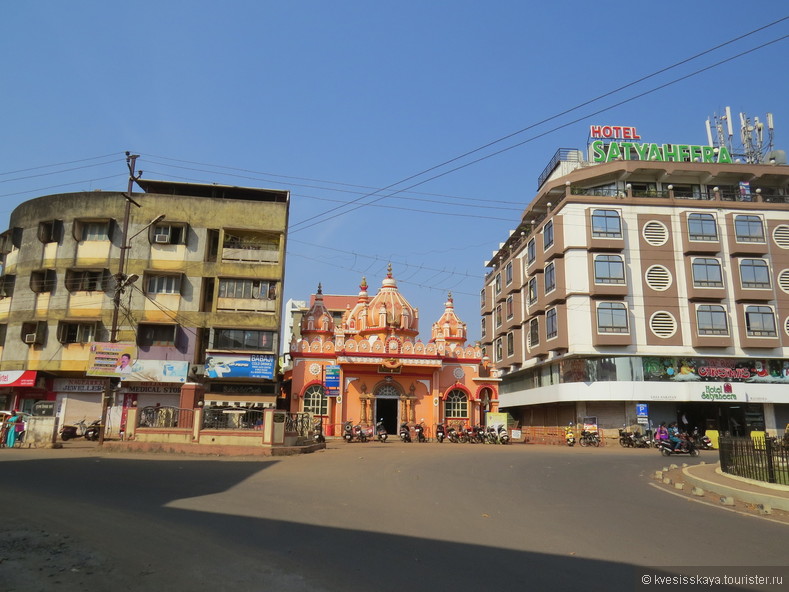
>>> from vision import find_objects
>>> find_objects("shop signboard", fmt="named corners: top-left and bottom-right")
top-left (204, 354), bottom-right (275, 379)
top-left (324, 365), bottom-right (340, 396)
top-left (86, 343), bottom-right (138, 377)
top-left (642, 357), bottom-right (789, 383)
top-left (0, 370), bottom-right (37, 387)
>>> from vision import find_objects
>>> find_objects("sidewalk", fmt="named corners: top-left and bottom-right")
top-left (676, 461), bottom-right (789, 512)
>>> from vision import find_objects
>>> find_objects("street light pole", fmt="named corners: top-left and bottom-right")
top-left (98, 153), bottom-right (141, 445)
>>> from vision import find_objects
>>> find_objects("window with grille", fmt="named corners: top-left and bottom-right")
top-left (303, 385), bottom-right (328, 416)
top-left (506, 296), bottom-right (514, 320)
top-left (494, 338), bottom-right (502, 362)
top-left (506, 332), bottom-right (514, 357)
top-left (147, 274), bottom-right (182, 295)
top-left (696, 305), bottom-right (728, 336)
top-left (591, 209), bottom-right (622, 238)
top-left (543, 221), bottom-right (554, 250)
top-left (687, 213), bottom-right (718, 241)
top-left (481, 317), bottom-right (486, 337)
top-left (544, 262), bottom-right (556, 293)
top-left (214, 328), bottom-right (274, 351)
top-left (692, 258), bottom-right (723, 287)
top-left (445, 389), bottom-right (468, 418)
top-left (594, 255), bottom-right (625, 284)
top-left (739, 259), bottom-right (771, 289)
top-left (734, 215), bottom-right (765, 243)
top-left (218, 278), bottom-right (276, 300)
top-left (527, 239), bottom-right (536, 265)
top-left (58, 321), bottom-right (97, 344)
top-left (65, 269), bottom-right (106, 292)
top-left (546, 308), bottom-right (558, 339)
top-left (529, 318), bottom-right (539, 347)
top-left (597, 302), bottom-right (628, 334)
top-left (494, 273), bottom-right (502, 294)
top-left (495, 305), bottom-right (502, 328)
top-left (528, 277), bottom-right (537, 305)
top-left (505, 262), bottom-right (513, 285)
top-left (745, 306), bottom-right (776, 337)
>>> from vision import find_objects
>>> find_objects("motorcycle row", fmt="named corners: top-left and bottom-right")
top-left (563, 426), bottom-right (601, 447)
top-left (618, 426), bottom-right (713, 457)
top-left (332, 420), bottom-right (511, 444)
top-left (60, 418), bottom-right (101, 441)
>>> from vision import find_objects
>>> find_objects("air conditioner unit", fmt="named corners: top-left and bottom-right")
top-left (154, 234), bottom-right (170, 244)
top-left (24, 333), bottom-right (37, 344)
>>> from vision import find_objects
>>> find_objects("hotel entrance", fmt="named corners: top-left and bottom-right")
top-left (676, 402), bottom-right (765, 437)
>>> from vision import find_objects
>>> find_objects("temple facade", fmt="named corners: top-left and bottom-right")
top-left (287, 266), bottom-right (498, 437)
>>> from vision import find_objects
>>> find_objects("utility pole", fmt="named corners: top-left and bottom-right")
top-left (98, 153), bottom-right (142, 445)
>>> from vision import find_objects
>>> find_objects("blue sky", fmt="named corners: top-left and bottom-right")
top-left (2, 2), bottom-right (787, 343)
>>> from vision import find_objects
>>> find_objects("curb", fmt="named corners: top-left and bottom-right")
top-left (681, 464), bottom-right (789, 512)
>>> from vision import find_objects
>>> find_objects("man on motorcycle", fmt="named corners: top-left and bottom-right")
top-left (668, 422), bottom-right (682, 451)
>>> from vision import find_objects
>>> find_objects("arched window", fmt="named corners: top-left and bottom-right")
top-left (445, 389), bottom-right (468, 418)
top-left (303, 384), bottom-right (328, 416)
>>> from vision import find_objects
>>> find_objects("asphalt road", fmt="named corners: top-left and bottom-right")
top-left (1, 441), bottom-right (787, 592)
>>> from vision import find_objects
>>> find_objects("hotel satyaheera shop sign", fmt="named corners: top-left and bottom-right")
top-left (588, 125), bottom-right (733, 164)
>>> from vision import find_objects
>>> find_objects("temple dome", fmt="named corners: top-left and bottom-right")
top-left (431, 292), bottom-right (467, 346)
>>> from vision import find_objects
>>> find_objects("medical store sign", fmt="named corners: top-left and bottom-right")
top-left (589, 124), bottom-right (733, 164)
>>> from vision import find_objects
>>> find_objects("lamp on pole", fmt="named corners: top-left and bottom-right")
top-left (98, 153), bottom-right (155, 445)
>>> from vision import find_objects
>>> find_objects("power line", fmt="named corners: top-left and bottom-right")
top-left (0, 152), bottom-right (122, 176)
top-left (289, 24), bottom-right (789, 233)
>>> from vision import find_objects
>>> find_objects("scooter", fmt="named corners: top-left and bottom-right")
top-left (565, 424), bottom-right (576, 447)
top-left (376, 419), bottom-right (388, 443)
top-left (353, 423), bottom-right (369, 443)
top-left (415, 422), bottom-right (427, 443)
top-left (497, 426), bottom-right (510, 445)
top-left (61, 418), bottom-right (100, 441)
top-left (447, 426), bottom-right (460, 443)
top-left (343, 420), bottom-right (354, 443)
top-left (436, 423), bottom-right (446, 443)
top-left (399, 422), bottom-right (412, 443)
top-left (657, 436), bottom-right (699, 457)
top-left (692, 427), bottom-right (713, 450)
top-left (313, 419), bottom-right (326, 443)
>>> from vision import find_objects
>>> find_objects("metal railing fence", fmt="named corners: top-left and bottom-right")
top-left (137, 406), bottom-right (194, 429)
top-left (719, 436), bottom-right (789, 485)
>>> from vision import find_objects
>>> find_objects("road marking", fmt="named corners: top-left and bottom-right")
top-left (648, 483), bottom-right (789, 527)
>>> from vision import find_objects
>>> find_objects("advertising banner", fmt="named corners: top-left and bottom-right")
top-left (642, 357), bottom-right (789, 383)
top-left (120, 360), bottom-right (189, 383)
top-left (0, 370), bottom-right (37, 387)
top-left (87, 343), bottom-right (138, 377)
top-left (204, 354), bottom-right (275, 379)
top-left (324, 365), bottom-right (340, 396)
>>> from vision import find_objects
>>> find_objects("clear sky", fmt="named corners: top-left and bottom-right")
top-left (2, 2), bottom-right (787, 343)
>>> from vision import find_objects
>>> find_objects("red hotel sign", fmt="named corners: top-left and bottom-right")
top-left (590, 125), bottom-right (641, 139)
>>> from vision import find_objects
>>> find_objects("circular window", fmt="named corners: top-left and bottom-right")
top-left (778, 270), bottom-right (789, 294)
top-left (649, 311), bottom-right (677, 338)
top-left (773, 225), bottom-right (789, 249)
top-left (642, 221), bottom-right (669, 246)
top-left (785, 316), bottom-right (789, 337)
top-left (645, 265), bottom-right (672, 291)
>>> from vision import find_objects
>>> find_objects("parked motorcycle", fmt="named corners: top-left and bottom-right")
top-left (657, 436), bottom-right (699, 457)
top-left (313, 419), bottom-right (325, 443)
top-left (447, 426), bottom-right (459, 443)
top-left (61, 418), bottom-right (100, 441)
top-left (486, 425), bottom-right (498, 444)
top-left (632, 431), bottom-right (652, 448)
top-left (692, 427), bottom-right (713, 450)
top-left (565, 424), bottom-right (576, 447)
top-left (399, 422), bottom-right (412, 443)
top-left (415, 422), bottom-right (427, 443)
top-left (580, 430), bottom-right (601, 447)
top-left (436, 423), bottom-right (446, 443)
top-left (376, 419), bottom-right (388, 443)
top-left (497, 426), bottom-right (510, 445)
top-left (343, 420), bottom-right (354, 443)
top-left (354, 423), bottom-right (369, 443)
top-left (618, 428), bottom-right (634, 448)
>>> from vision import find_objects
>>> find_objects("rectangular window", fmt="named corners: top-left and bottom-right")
top-left (745, 306), bottom-right (776, 337)
top-left (81, 221), bottom-right (110, 241)
top-left (528, 277), bottom-right (537, 305)
top-left (734, 215), bottom-right (765, 243)
top-left (481, 317), bottom-right (486, 338)
top-left (152, 223), bottom-right (186, 245)
top-left (58, 321), bottom-right (97, 344)
top-left (546, 308), bottom-right (558, 339)
top-left (527, 239), bottom-right (536, 265)
top-left (147, 274), bottom-right (182, 295)
top-left (696, 305), bottom-right (728, 336)
top-left (591, 209), bottom-right (622, 238)
top-left (495, 305), bottom-right (502, 328)
top-left (543, 221), bottom-right (554, 250)
top-left (671, 184), bottom-right (701, 198)
top-left (65, 270), bottom-right (105, 292)
top-left (506, 332), bottom-right (514, 357)
top-left (21, 321), bottom-right (47, 346)
top-left (218, 278), bottom-right (276, 300)
top-left (506, 296), bottom-right (514, 320)
top-left (505, 262), bottom-right (513, 285)
top-left (30, 269), bottom-right (56, 293)
top-left (594, 255), bottom-right (625, 284)
top-left (687, 213), bottom-right (718, 241)
top-left (691, 258), bottom-right (723, 287)
top-left (494, 273), bottom-right (502, 294)
top-left (0, 275), bottom-right (16, 298)
top-left (38, 220), bottom-right (63, 243)
top-left (214, 328), bottom-right (274, 351)
top-left (630, 182), bottom-right (657, 197)
top-left (597, 302), bottom-right (629, 333)
top-left (529, 318), bottom-right (539, 347)
top-left (494, 337), bottom-right (503, 362)
top-left (544, 262), bottom-right (556, 293)
top-left (480, 288), bottom-right (486, 309)
top-left (138, 324), bottom-right (177, 347)
top-left (739, 259), bottom-right (771, 289)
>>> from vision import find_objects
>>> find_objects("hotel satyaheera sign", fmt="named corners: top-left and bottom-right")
top-left (588, 125), bottom-right (733, 164)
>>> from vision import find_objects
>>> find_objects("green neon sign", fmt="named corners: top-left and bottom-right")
top-left (591, 140), bottom-right (732, 164)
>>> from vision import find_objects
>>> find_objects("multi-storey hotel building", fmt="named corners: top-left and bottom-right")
top-left (482, 131), bottom-right (789, 440)
top-left (0, 179), bottom-right (288, 435)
